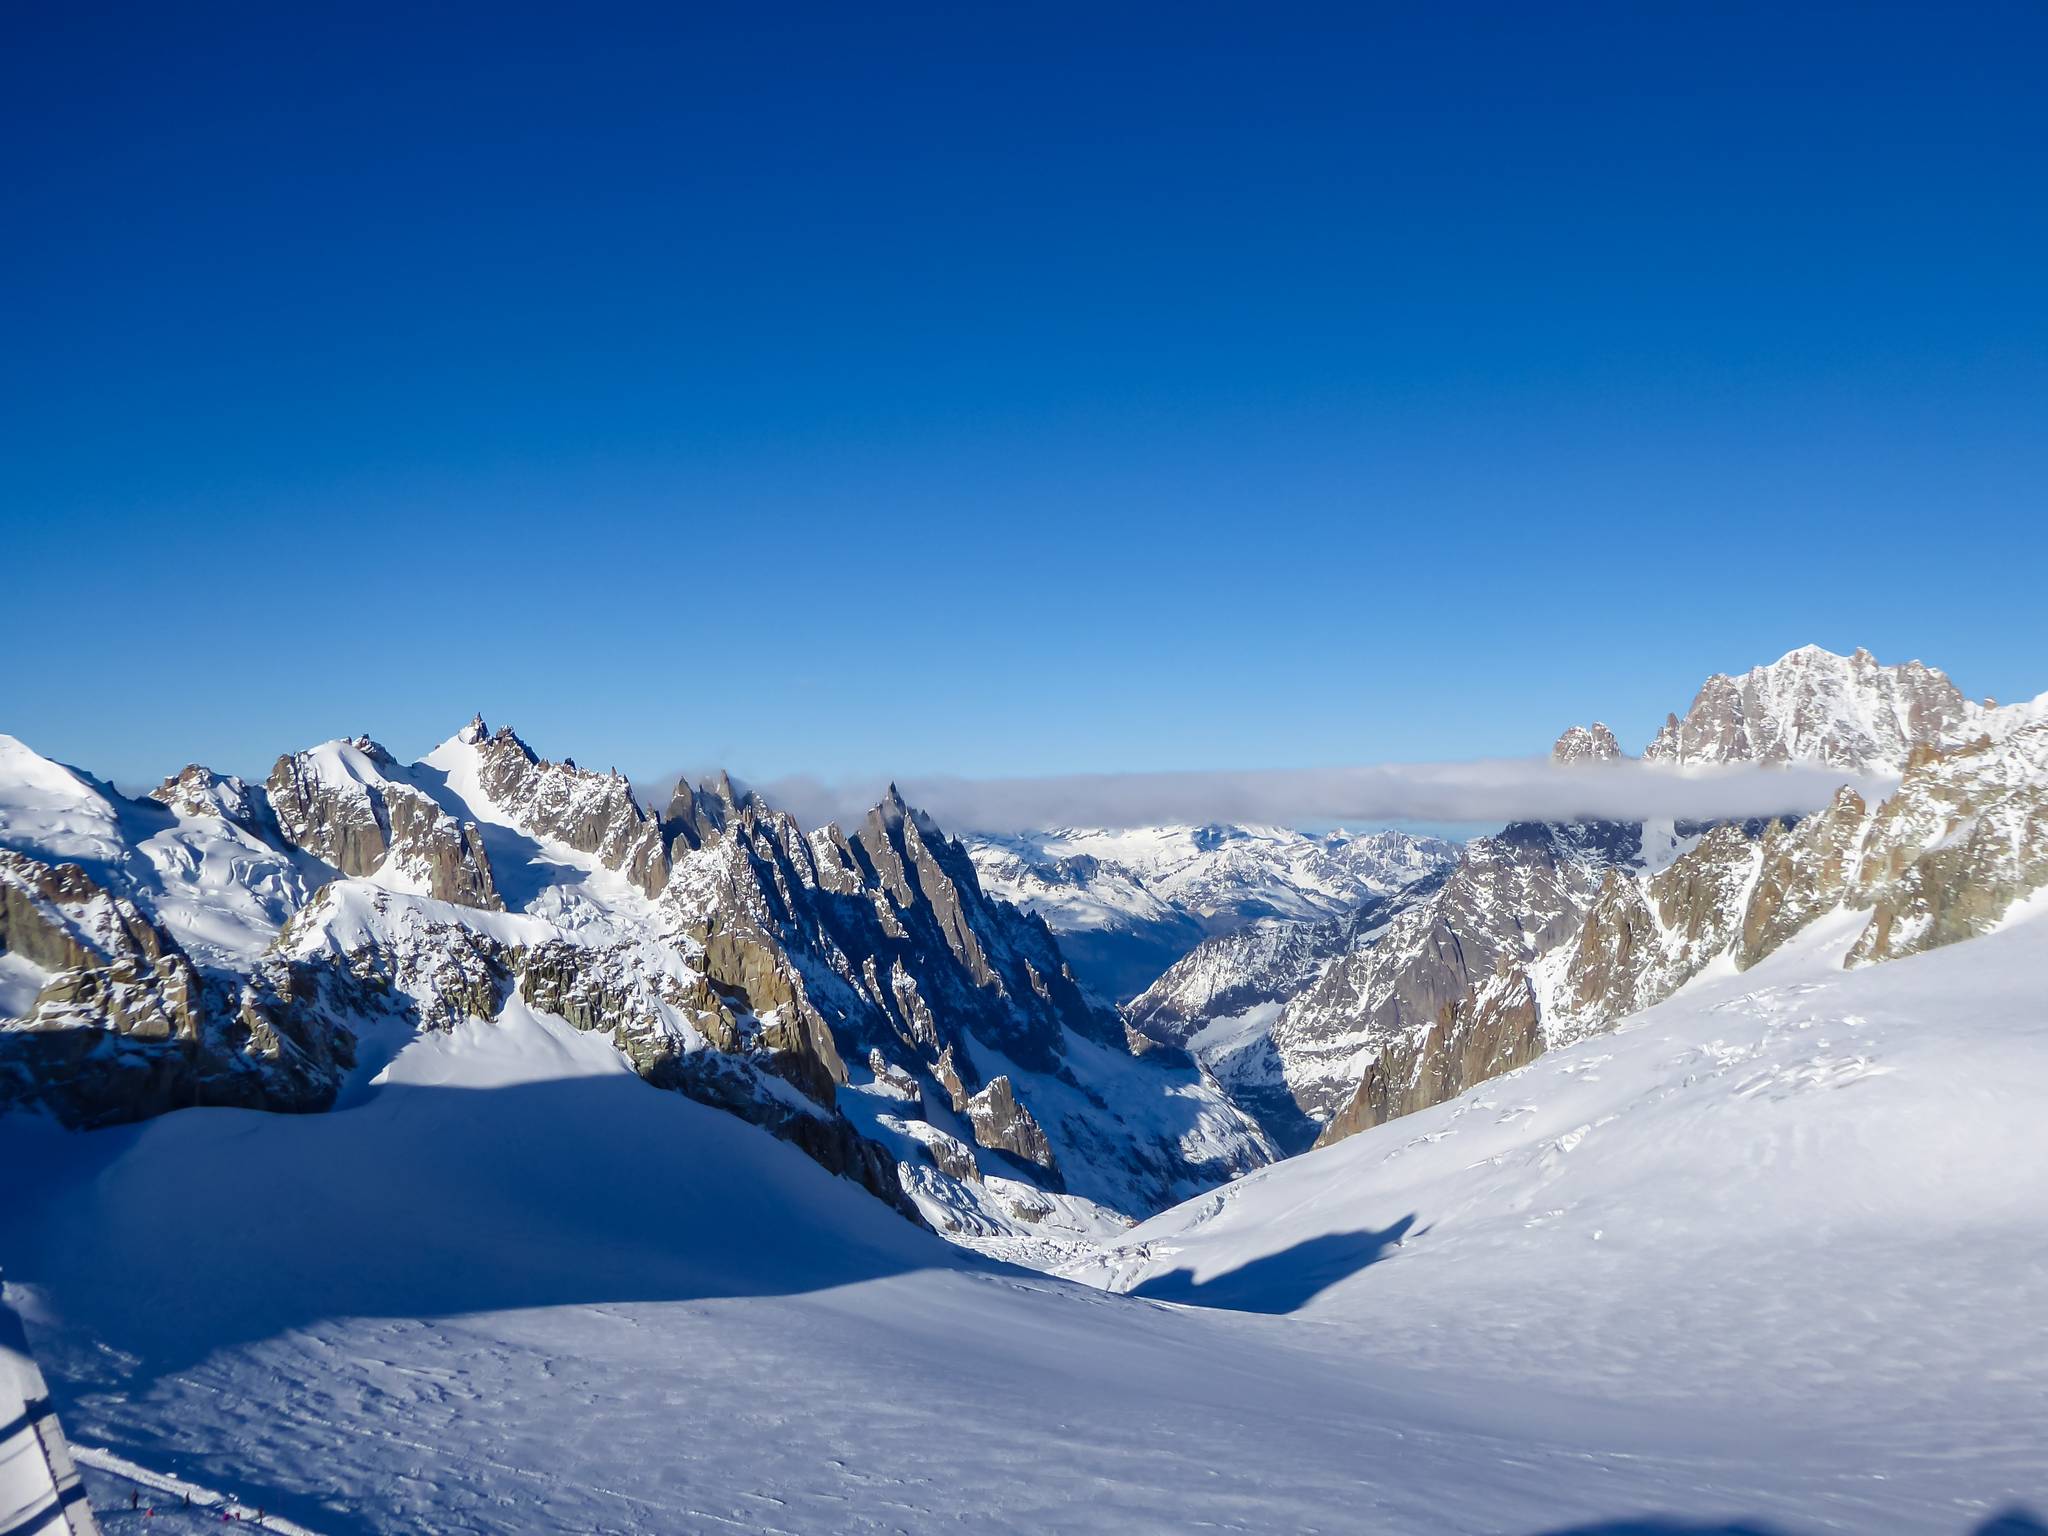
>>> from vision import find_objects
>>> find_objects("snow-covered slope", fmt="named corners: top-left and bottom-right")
top-left (5, 906), bottom-right (2041, 1533)
top-left (965, 823), bottom-right (1455, 1000)
top-left (1063, 902), bottom-right (2048, 1527)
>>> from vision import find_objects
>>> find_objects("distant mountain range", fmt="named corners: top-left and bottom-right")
top-left (962, 823), bottom-right (1456, 1002)
top-left (1118, 645), bottom-right (2047, 1152)
top-left (0, 719), bottom-right (1268, 1267)
top-left (4, 645), bottom-right (2045, 1251)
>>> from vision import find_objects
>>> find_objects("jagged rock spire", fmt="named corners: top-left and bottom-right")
top-left (1552, 722), bottom-right (1622, 765)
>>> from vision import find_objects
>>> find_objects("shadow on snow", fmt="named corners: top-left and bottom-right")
top-left (1130, 1214), bottom-right (1420, 1313)
top-left (1530, 1509), bottom-right (2047, 1536)
top-left (0, 1070), bottom-right (968, 1385)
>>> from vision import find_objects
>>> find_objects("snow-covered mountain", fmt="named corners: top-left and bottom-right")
top-left (1056, 895), bottom-right (2048, 1529)
top-left (7, 865), bottom-right (2043, 1533)
top-left (0, 719), bottom-right (1271, 1262)
top-left (964, 823), bottom-right (1456, 1001)
top-left (4, 650), bottom-right (2046, 1533)
top-left (1531, 707), bottom-right (2048, 1045)
top-left (1270, 817), bottom-right (1649, 1139)
top-left (1643, 642), bottom-right (1992, 772)
top-left (1122, 880), bottom-right (1446, 1152)
top-left (1225, 647), bottom-right (2048, 1152)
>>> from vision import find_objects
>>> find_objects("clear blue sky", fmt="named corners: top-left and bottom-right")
top-left (5, 2), bottom-right (2045, 789)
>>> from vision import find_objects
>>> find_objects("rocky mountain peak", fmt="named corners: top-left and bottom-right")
top-left (5, 721), bottom-right (1282, 1253)
top-left (661, 769), bottom-right (767, 851)
top-left (457, 725), bottom-right (669, 898)
top-left (1643, 644), bottom-right (1975, 773)
top-left (265, 738), bottom-right (502, 911)
top-left (1552, 723), bottom-right (1622, 764)
top-left (149, 763), bottom-right (264, 829)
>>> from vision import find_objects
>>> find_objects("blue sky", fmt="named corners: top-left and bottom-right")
top-left (5, 2), bottom-right (2045, 790)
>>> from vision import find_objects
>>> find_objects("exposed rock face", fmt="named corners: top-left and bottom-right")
top-left (1435, 719), bottom-right (2048, 1115)
top-left (0, 847), bottom-right (343, 1125)
top-left (1298, 649), bottom-right (2038, 1152)
top-left (1552, 723), bottom-right (1622, 764)
top-left (1735, 788), bottom-right (1868, 969)
top-left (963, 1074), bottom-right (1060, 1180)
top-left (266, 740), bottom-right (389, 875)
top-left (1643, 645), bottom-right (1976, 773)
top-left (463, 718), bottom-right (670, 899)
top-left (1537, 826), bottom-right (1762, 1045)
top-left (1846, 723), bottom-right (2048, 965)
top-left (866, 1048), bottom-right (923, 1105)
top-left (1289, 821), bottom-right (1644, 1144)
top-left (0, 849), bottom-right (205, 1046)
top-left (918, 1126), bottom-right (981, 1183)
top-left (663, 769), bottom-right (760, 853)
top-left (0, 851), bottom-right (106, 975)
top-left (267, 738), bottom-right (502, 910)
top-left (516, 937), bottom-right (742, 1058)
top-left (1319, 967), bottom-right (1543, 1145)
top-left (657, 773), bottom-right (1272, 1223)
top-left (150, 764), bottom-right (267, 830)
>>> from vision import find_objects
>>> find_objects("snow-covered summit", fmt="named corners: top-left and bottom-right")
top-left (1551, 722), bottom-right (1622, 764)
top-left (1643, 643), bottom-right (1982, 772)
top-left (1207, 646), bottom-right (2048, 1158)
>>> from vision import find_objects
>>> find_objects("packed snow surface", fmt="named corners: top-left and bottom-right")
top-left (4, 901), bottom-right (2045, 1533)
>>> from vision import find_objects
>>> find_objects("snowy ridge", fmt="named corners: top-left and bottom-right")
top-left (1643, 643), bottom-right (1991, 773)
top-left (1526, 713), bottom-right (2048, 1061)
top-left (3, 651), bottom-right (2046, 1533)
top-left (1, 722), bottom-right (1271, 1260)
top-left (1249, 647), bottom-right (2048, 1150)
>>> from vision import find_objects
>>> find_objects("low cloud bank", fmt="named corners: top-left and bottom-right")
top-left (731, 758), bottom-right (1893, 836)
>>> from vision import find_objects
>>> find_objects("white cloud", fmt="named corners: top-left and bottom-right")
top-left (726, 757), bottom-right (1891, 835)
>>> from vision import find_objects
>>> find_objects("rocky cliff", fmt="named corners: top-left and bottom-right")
top-left (0, 723), bottom-right (1269, 1256)
top-left (1308, 651), bottom-right (2048, 1149)
top-left (1291, 819), bottom-right (1647, 1146)
top-left (1521, 716), bottom-right (2048, 1051)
